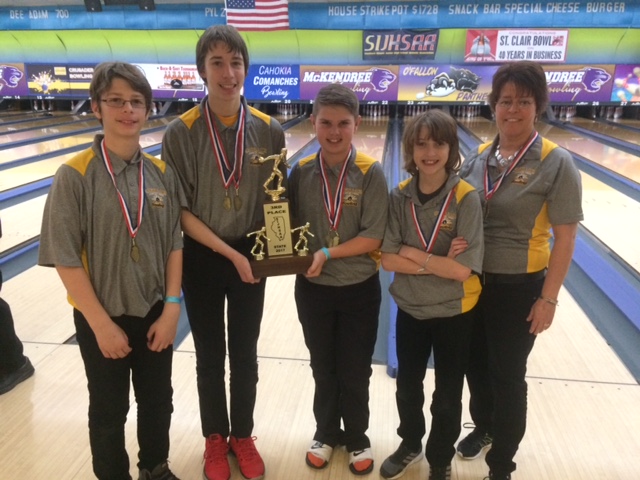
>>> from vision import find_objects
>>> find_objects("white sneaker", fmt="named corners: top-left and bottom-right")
top-left (349, 447), bottom-right (374, 475)
top-left (306, 441), bottom-right (333, 469)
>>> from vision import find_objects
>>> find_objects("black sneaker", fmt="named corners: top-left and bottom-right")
top-left (138, 462), bottom-right (180, 480)
top-left (0, 357), bottom-right (34, 395)
top-left (456, 428), bottom-right (493, 459)
top-left (429, 464), bottom-right (451, 480)
top-left (380, 443), bottom-right (423, 479)
top-left (483, 473), bottom-right (511, 480)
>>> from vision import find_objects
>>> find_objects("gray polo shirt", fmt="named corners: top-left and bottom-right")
top-left (381, 174), bottom-right (484, 320)
top-left (460, 135), bottom-right (583, 274)
top-left (39, 135), bottom-right (184, 318)
top-left (162, 96), bottom-right (286, 243)
top-left (289, 148), bottom-right (388, 286)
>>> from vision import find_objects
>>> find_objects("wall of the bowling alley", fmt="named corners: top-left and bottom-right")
top-left (0, 28), bottom-right (638, 65)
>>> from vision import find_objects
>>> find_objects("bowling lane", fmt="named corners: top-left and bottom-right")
top-left (355, 116), bottom-right (388, 163)
top-left (460, 116), bottom-right (640, 273)
top-left (458, 116), bottom-right (640, 184)
top-left (0, 116), bottom-right (173, 167)
top-left (0, 110), bottom-right (71, 125)
top-left (1, 128), bottom-right (167, 193)
top-left (0, 113), bottom-right (87, 135)
top-left (567, 117), bottom-right (640, 146)
top-left (0, 117), bottom-right (101, 146)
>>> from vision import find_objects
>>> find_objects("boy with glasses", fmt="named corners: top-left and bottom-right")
top-left (39, 61), bottom-right (184, 480)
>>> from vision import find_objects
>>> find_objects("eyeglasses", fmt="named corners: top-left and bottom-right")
top-left (496, 99), bottom-right (535, 110)
top-left (101, 98), bottom-right (147, 109)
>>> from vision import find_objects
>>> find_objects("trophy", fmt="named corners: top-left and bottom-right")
top-left (248, 148), bottom-right (313, 278)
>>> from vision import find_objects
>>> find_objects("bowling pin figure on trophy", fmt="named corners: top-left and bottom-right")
top-left (249, 148), bottom-right (313, 277)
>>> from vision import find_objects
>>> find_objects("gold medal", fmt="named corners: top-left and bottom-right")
top-left (223, 193), bottom-right (232, 211)
top-left (234, 190), bottom-right (242, 211)
top-left (131, 238), bottom-right (140, 262)
top-left (327, 230), bottom-right (340, 247)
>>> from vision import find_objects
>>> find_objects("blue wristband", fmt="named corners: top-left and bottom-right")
top-left (321, 247), bottom-right (331, 260)
top-left (164, 296), bottom-right (181, 304)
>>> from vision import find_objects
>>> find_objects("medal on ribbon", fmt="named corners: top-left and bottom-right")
top-left (204, 100), bottom-right (246, 211)
top-left (410, 185), bottom-right (456, 253)
top-left (100, 139), bottom-right (145, 263)
top-left (318, 149), bottom-right (352, 247)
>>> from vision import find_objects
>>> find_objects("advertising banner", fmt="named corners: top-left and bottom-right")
top-left (398, 64), bottom-right (496, 103)
top-left (26, 63), bottom-right (95, 97)
top-left (244, 65), bottom-right (300, 103)
top-left (363, 29), bottom-right (439, 61)
top-left (611, 65), bottom-right (640, 104)
top-left (465, 29), bottom-right (568, 63)
top-left (134, 63), bottom-right (205, 101)
top-left (299, 65), bottom-right (399, 103)
top-left (544, 65), bottom-right (615, 104)
top-left (0, 63), bottom-right (28, 99)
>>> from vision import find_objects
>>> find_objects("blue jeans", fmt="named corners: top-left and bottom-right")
top-left (74, 301), bottom-right (173, 480)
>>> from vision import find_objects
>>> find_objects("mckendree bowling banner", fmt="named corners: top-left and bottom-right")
top-left (544, 65), bottom-right (615, 104)
top-left (0, 63), bottom-right (28, 98)
top-left (299, 66), bottom-right (399, 103)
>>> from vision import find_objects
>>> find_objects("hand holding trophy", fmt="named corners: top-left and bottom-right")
top-left (249, 148), bottom-right (313, 277)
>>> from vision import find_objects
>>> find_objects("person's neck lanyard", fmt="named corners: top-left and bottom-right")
top-left (204, 100), bottom-right (246, 211)
top-left (484, 131), bottom-right (538, 201)
top-left (100, 139), bottom-right (145, 262)
top-left (410, 185), bottom-right (456, 253)
top-left (318, 148), bottom-right (352, 247)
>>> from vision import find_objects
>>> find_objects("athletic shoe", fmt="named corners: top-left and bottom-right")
top-left (349, 447), bottom-right (374, 475)
top-left (305, 441), bottom-right (333, 469)
top-left (456, 428), bottom-right (493, 460)
top-left (203, 434), bottom-right (230, 480)
top-left (429, 464), bottom-right (451, 480)
top-left (380, 443), bottom-right (423, 479)
top-left (229, 435), bottom-right (265, 480)
top-left (484, 473), bottom-right (511, 480)
top-left (0, 357), bottom-right (34, 395)
top-left (138, 462), bottom-right (180, 480)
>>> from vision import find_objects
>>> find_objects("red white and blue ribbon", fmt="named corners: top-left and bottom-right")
top-left (410, 186), bottom-right (456, 252)
top-left (484, 131), bottom-right (538, 201)
top-left (204, 100), bottom-right (246, 195)
top-left (318, 148), bottom-right (352, 235)
top-left (100, 138), bottom-right (145, 241)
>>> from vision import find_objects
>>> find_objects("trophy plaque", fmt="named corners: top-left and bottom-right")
top-left (248, 148), bottom-right (313, 278)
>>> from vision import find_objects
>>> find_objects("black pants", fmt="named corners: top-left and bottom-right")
top-left (395, 308), bottom-right (474, 467)
top-left (74, 301), bottom-right (173, 480)
top-left (182, 235), bottom-right (265, 438)
top-left (0, 296), bottom-right (26, 375)
top-left (294, 273), bottom-right (380, 452)
top-left (466, 277), bottom-right (543, 476)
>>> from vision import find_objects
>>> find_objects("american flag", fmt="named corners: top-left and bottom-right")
top-left (225, 0), bottom-right (290, 31)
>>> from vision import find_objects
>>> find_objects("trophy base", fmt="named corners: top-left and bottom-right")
top-left (250, 254), bottom-right (313, 278)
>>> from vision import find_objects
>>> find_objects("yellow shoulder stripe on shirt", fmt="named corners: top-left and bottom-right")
top-left (478, 141), bottom-right (493, 155)
top-left (65, 148), bottom-right (95, 176)
top-left (249, 105), bottom-right (273, 125)
top-left (478, 138), bottom-right (558, 160)
top-left (180, 104), bottom-right (201, 129)
top-left (298, 154), bottom-right (316, 168)
top-left (540, 137), bottom-right (558, 161)
top-left (143, 152), bottom-right (167, 173)
top-left (455, 179), bottom-right (476, 202)
top-left (398, 177), bottom-right (413, 191)
top-left (354, 152), bottom-right (378, 175)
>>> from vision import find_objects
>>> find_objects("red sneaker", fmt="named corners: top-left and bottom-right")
top-left (203, 434), bottom-right (230, 480)
top-left (229, 436), bottom-right (265, 480)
